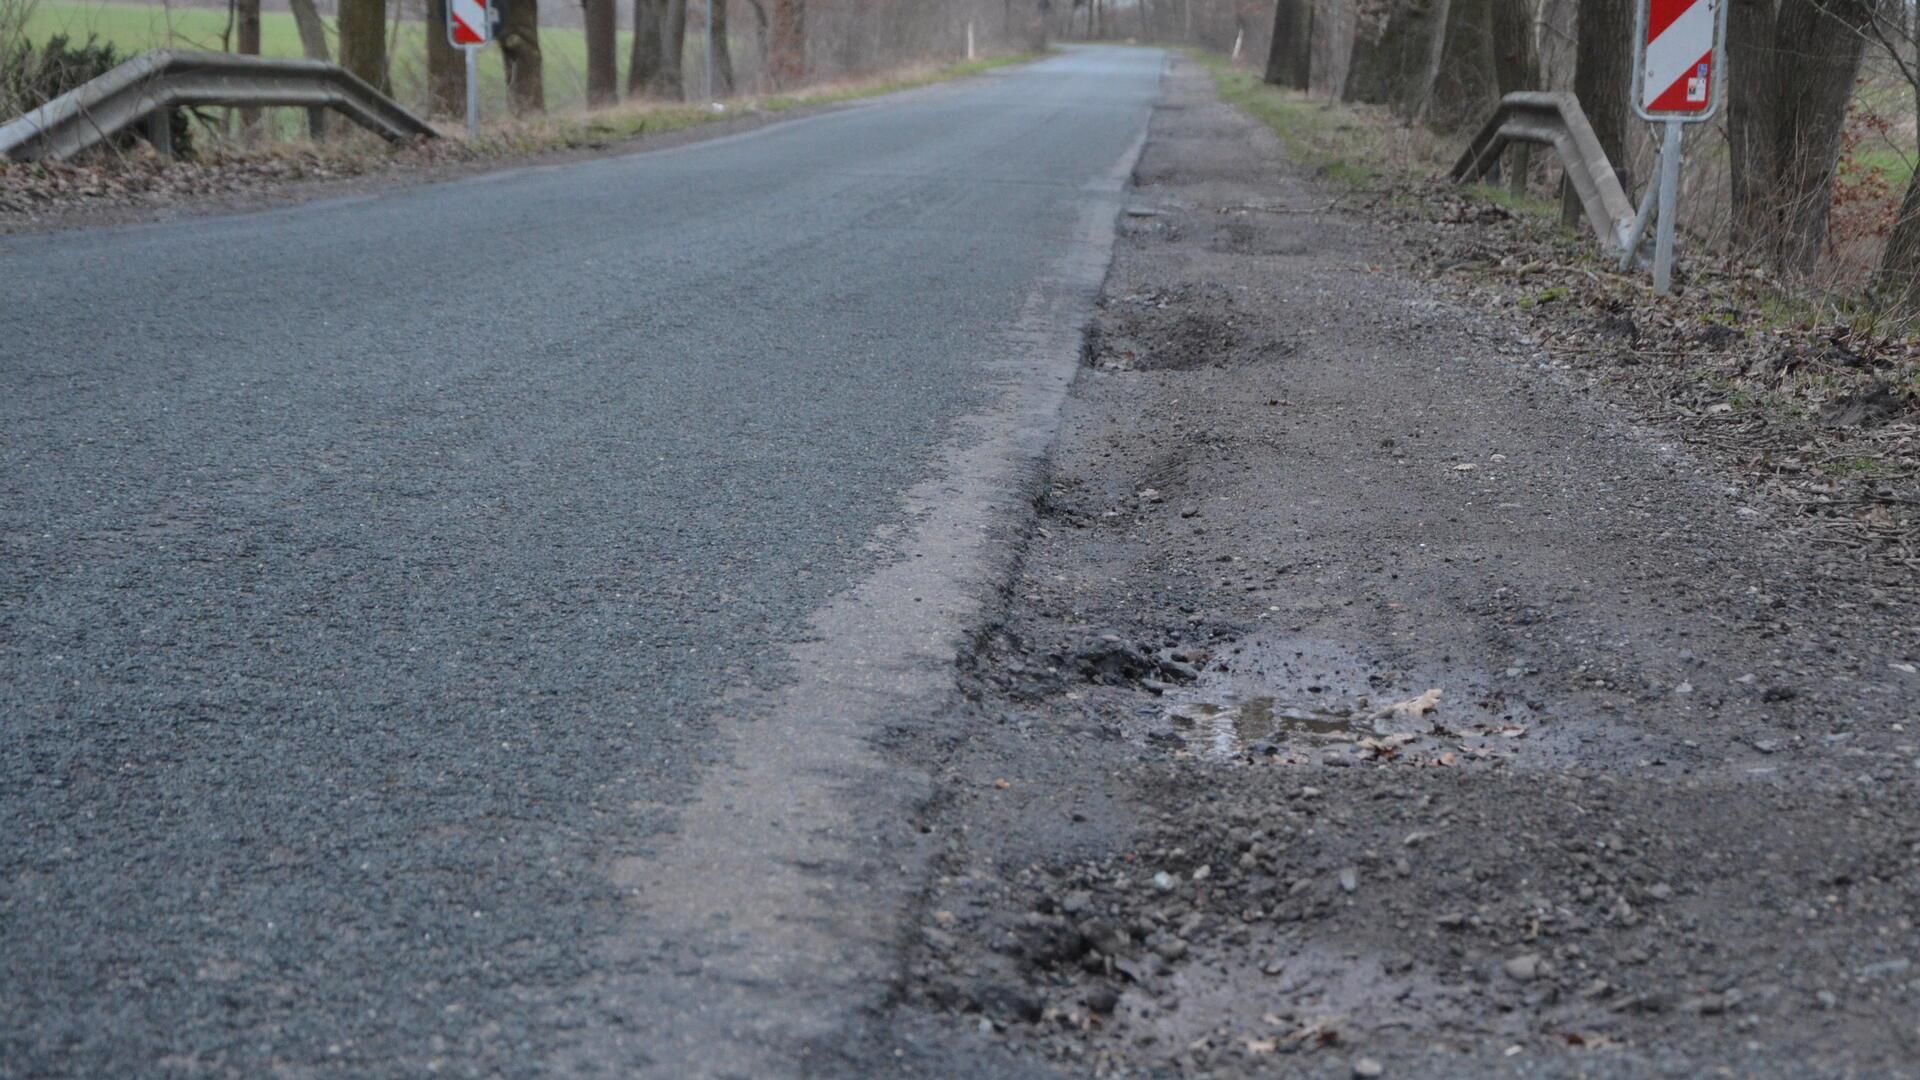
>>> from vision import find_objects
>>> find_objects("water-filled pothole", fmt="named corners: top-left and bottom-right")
top-left (1167, 697), bottom-right (1369, 759)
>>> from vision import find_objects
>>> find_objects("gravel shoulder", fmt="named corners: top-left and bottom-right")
top-left (887, 57), bottom-right (1920, 1079)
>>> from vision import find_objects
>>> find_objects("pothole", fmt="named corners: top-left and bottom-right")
top-left (1167, 696), bottom-right (1368, 760)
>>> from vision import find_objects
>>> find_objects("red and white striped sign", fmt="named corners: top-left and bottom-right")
top-left (1635, 0), bottom-right (1723, 119)
top-left (448, 0), bottom-right (490, 47)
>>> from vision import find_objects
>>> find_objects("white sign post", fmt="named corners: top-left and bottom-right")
top-left (448, 0), bottom-right (492, 139)
top-left (1620, 0), bottom-right (1727, 294)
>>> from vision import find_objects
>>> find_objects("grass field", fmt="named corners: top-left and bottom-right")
top-left (23, 0), bottom-right (649, 114)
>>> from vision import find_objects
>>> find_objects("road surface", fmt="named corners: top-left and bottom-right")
top-left (0, 47), bottom-right (1163, 1078)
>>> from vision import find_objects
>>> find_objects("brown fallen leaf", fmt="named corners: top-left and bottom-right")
top-left (1379, 688), bottom-right (1443, 718)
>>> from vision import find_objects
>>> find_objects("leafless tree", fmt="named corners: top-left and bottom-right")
top-left (339, 0), bottom-right (390, 91)
top-left (713, 0), bottom-right (736, 93)
top-left (1728, 0), bottom-right (1871, 273)
top-left (500, 0), bottom-right (544, 112)
top-left (771, 0), bottom-right (805, 85)
top-left (289, 0), bottom-right (331, 60)
top-left (1563, 0), bottom-right (1629, 223)
top-left (662, 0), bottom-right (689, 98)
top-left (1850, 0), bottom-right (1920, 305)
top-left (1264, 0), bottom-right (1311, 87)
top-left (1488, 0), bottom-right (1537, 191)
top-left (426, 0), bottom-right (462, 115)
top-left (1425, 0), bottom-right (1494, 127)
top-left (630, 0), bottom-right (666, 93)
top-left (585, 0), bottom-right (618, 106)
top-left (235, 0), bottom-right (261, 129)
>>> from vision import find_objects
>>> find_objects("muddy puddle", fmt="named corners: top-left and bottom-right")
top-left (1166, 696), bottom-right (1371, 760)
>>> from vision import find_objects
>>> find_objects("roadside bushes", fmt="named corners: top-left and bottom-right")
top-left (1, 34), bottom-right (194, 156)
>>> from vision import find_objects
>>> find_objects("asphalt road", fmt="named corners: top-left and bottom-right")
top-left (0, 47), bottom-right (1163, 1078)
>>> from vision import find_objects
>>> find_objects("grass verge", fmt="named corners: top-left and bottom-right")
top-left (467, 51), bottom-right (1048, 154)
top-left (1190, 50), bottom-right (1441, 191)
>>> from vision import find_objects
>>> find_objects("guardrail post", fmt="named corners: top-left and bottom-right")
top-left (146, 108), bottom-right (174, 158)
top-left (307, 106), bottom-right (329, 140)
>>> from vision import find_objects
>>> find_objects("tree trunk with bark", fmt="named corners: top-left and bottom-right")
top-left (1488, 0), bottom-right (1537, 191)
top-left (1488, 0), bottom-right (1536, 96)
top-left (1728, 0), bottom-right (1871, 273)
top-left (288, 0), bottom-right (330, 59)
top-left (712, 0), bottom-right (735, 94)
top-left (629, 0), bottom-right (665, 94)
top-left (770, 0), bottom-right (804, 86)
top-left (235, 0), bottom-right (261, 130)
top-left (585, 0), bottom-right (618, 106)
top-left (1424, 0), bottom-right (1494, 128)
top-left (500, 0), bottom-right (544, 113)
top-left (1343, 0), bottom-right (1401, 102)
top-left (1875, 75), bottom-right (1920, 310)
top-left (746, 0), bottom-right (771, 78)
top-left (1264, 0), bottom-right (1308, 87)
top-left (1295, 0), bottom-right (1315, 90)
top-left (660, 0), bottom-right (687, 98)
top-left (1393, 0), bottom-right (1448, 118)
top-left (427, 0), bottom-right (463, 115)
top-left (1563, 0), bottom-right (1630, 226)
top-left (338, 0), bottom-right (389, 92)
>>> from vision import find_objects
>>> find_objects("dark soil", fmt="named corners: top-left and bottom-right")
top-left (886, 59), bottom-right (1920, 1079)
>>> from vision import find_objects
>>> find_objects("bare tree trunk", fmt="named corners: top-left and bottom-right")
top-left (288, 0), bottom-right (331, 59)
top-left (1535, 0), bottom-right (1572, 90)
top-left (1563, 0), bottom-right (1629, 225)
top-left (1264, 0), bottom-right (1308, 86)
top-left (339, 0), bottom-right (389, 92)
top-left (1344, 0), bottom-right (1411, 102)
top-left (500, 0), bottom-right (545, 113)
top-left (660, 0), bottom-right (687, 98)
top-left (585, 0), bottom-right (618, 106)
top-left (427, 0), bottom-right (463, 115)
top-left (630, 0), bottom-right (665, 93)
top-left (1295, 0), bottom-right (1315, 89)
top-left (1729, 0), bottom-right (1870, 272)
top-left (1875, 70), bottom-right (1920, 310)
top-left (236, 0), bottom-right (260, 59)
top-left (1488, 0), bottom-right (1535, 95)
top-left (771, 0), bottom-right (804, 86)
top-left (1878, 159), bottom-right (1920, 309)
top-left (1396, 0), bottom-right (1448, 118)
top-left (746, 0), bottom-right (771, 79)
top-left (1488, 0), bottom-right (1537, 189)
top-left (235, 0), bottom-right (261, 130)
top-left (712, 0), bottom-right (735, 92)
top-left (1425, 0), bottom-right (1493, 127)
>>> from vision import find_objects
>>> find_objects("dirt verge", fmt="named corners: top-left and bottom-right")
top-left (887, 56), bottom-right (1920, 1079)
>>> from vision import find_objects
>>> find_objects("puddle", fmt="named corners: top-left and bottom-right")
top-left (1167, 697), bottom-right (1368, 759)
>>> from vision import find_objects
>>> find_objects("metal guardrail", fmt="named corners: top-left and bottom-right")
top-left (1450, 92), bottom-right (1634, 252)
top-left (0, 50), bottom-right (439, 163)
